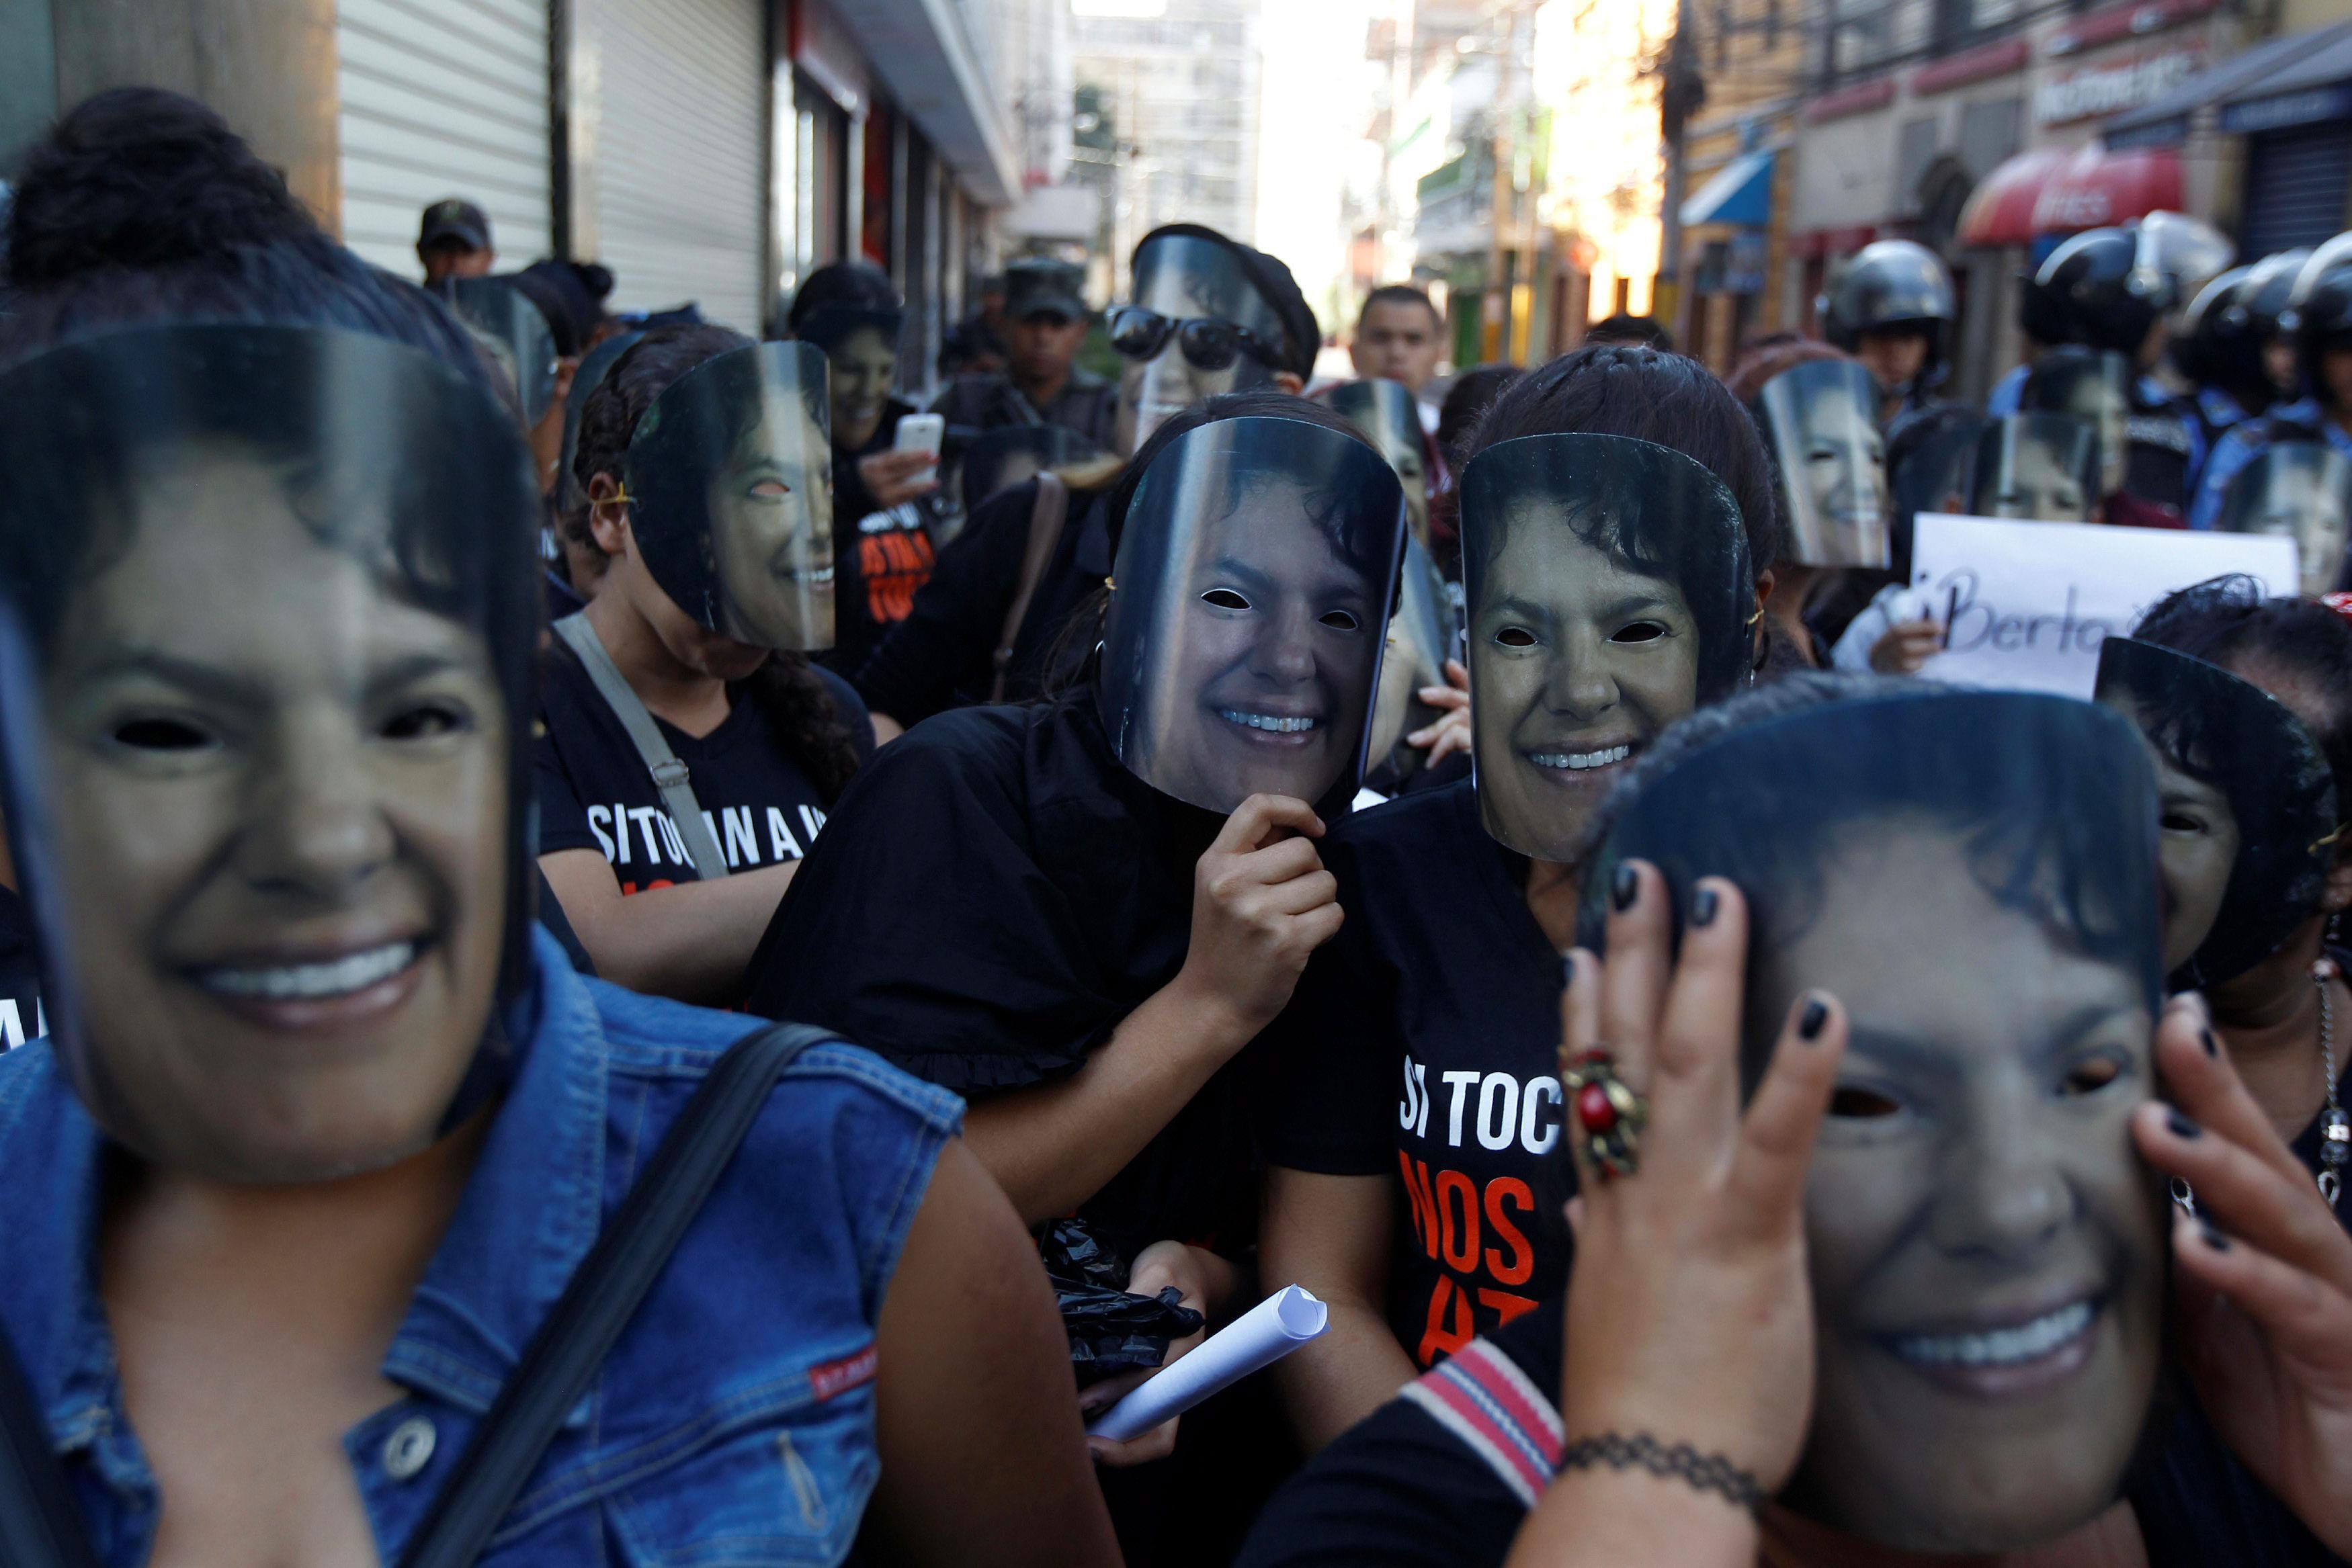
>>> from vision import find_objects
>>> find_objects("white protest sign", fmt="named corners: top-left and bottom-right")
top-left (1908, 513), bottom-right (2300, 697)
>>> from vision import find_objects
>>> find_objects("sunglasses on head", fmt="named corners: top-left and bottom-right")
top-left (1107, 306), bottom-right (1287, 374)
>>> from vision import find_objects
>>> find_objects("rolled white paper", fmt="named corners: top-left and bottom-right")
top-left (1085, 1285), bottom-right (1329, 1442)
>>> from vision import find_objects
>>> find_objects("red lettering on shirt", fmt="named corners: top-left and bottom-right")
top-left (1435, 1169), bottom-right (1478, 1273)
top-left (809, 1344), bottom-right (878, 1402)
top-left (1482, 1177), bottom-right (1535, 1286)
top-left (859, 527), bottom-right (937, 625)
top-left (1398, 1151), bottom-right (1440, 1260)
top-left (1417, 1274), bottom-right (1476, 1366)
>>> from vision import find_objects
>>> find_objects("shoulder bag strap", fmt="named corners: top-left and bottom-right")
top-left (397, 1022), bottom-right (832, 1568)
top-left (0, 1322), bottom-right (101, 1568)
top-left (550, 613), bottom-right (728, 881)
top-left (991, 472), bottom-right (1070, 704)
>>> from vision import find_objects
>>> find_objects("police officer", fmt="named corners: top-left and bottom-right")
top-left (930, 257), bottom-right (1118, 449)
top-left (2193, 238), bottom-right (2352, 530)
top-left (1818, 239), bottom-right (1956, 426)
top-left (1999, 222), bottom-right (2214, 521)
top-left (2175, 249), bottom-right (2307, 464)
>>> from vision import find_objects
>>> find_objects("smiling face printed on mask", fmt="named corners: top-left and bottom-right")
top-left (1582, 690), bottom-right (2169, 1553)
top-left (2024, 351), bottom-right (2132, 499)
top-left (2216, 442), bottom-right (2352, 597)
top-left (825, 324), bottom-right (900, 451)
top-left (0, 324), bottom-right (540, 1185)
top-left (1972, 414), bottom-right (2099, 523)
top-left (1462, 435), bottom-right (1751, 863)
top-left (1111, 232), bottom-right (1288, 457)
top-left (1756, 360), bottom-right (1890, 567)
top-left (2095, 636), bottom-right (2337, 990)
top-left (1097, 415), bottom-right (1405, 814)
top-left (624, 341), bottom-right (835, 652)
top-left (1329, 379), bottom-right (1430, 543)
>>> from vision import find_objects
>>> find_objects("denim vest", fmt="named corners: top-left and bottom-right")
top-left (0, 927), bottom-right (962, 1565)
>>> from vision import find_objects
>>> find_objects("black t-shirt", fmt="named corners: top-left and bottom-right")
top-left (931, 369), bottom-right (1120, 449)
top-left (0, 885), bottom-right (44, 1051)
top-left (830, 401), bottom-right (942, 677)
top-left (743, 697), bottom-right (1259, 1265)
top-left (533, 641), bottom-right (870, 890)
top-left (851, 478), bottom-right (1109, 726)
top-left (1260, 777), bottom-right (1573, 1365)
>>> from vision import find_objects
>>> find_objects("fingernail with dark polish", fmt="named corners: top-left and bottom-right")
top-left (1799, 998), bottom-right (1829, 1041)
top-left (2201, 1029), bottom-right (2220, 1058)
top-left (2199, 1222), bottom-right (2230, 1252)
top-left (1611, 863), bottom-right (1638, 911)
top-left (2167, 1110), bottom-right (2202, 1140)
top-left (1691, 885), bottom-right (1720, 927)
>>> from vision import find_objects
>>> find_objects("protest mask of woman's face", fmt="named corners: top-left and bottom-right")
top-left (622, 341), bottom-right (835, 654)
top-left (1581, 689), bottom-right (2170, 1554)
top-left (1113, 233), bottom-right (1288, 458)
top-left (2096, 636), bottom-right (2338, 990)
top-left (1972, 414), bottom-right (2099, 523)
top-left (1462, 434), bottom-right (1751, 863)
top-left (0, 324), bottom-right (540, 1184)
top-left (1329, 378), bottom-right (1431, 545)
top-left (1755, 360), bottom-right (1890, 568)
top-left (2216, 441), bottom-right (2352, 597)
top-left (1097, 415), bottom-right (1405, 816)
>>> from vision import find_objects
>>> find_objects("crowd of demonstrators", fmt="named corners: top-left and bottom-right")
top-left (2, 79), bottom-right (2352, 1568)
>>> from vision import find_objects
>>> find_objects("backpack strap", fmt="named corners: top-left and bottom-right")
top-left (551, 613), bottom-right (728, 880)
top-left (396, 1022), bottom-right (831, 1567)
top-left (0, 1323), bottom-right (101, 1568)
top-left (991, 473), bottom-right (1070, 704)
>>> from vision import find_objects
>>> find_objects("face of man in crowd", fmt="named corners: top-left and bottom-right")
top-left (1772, 818), bottom-right (2165, 1553)
top-left (1351, 300), bottom-right (1443, 395)
top-left (1857, 326), bottom-right (1930, 396)
top-left (1472, 518), bottom-right (1701, 863)
top-left (827, 326), bottom-right (899, 451)
top-left (1134, 472), bottom-right (1382, 809)
top-left (421, 241), bottom-right (494, 285)
top-left (708, 389), bottom-right (835, 653)
top-left (1009, 309), bottom-right (1087, 390)
top-left (38, 443), bottom-right (510, 1184)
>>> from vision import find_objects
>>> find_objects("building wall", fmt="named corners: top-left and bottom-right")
top-left (46, 0), bottom-right (341, 216)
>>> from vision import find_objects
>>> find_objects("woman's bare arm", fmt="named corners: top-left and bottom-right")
top-left (1260, 1166), bottom-right (1416, 1452)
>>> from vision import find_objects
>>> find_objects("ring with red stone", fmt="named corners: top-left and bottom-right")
top-left (1560, 1046), bottom-right (1646, 1182)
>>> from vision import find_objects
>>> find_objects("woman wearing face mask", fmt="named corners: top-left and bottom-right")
top-left (2095, 576), bottom-right (2352, 1567)
top-left (782, 261), bottom-right (941, 676)
top-left (537, 324), bottom-right (873, 1004)
top-left (1243, 673), bottom-right (2352, 1568)
top-left (0, 91), bottom-right (1116, 1568)
top-left (1254, 345), bottom-right (1776, 1454)
top-left (746, 390), bottom-right (1402, 1530)
top-left (1723, 339), bottom-right (1875, 666)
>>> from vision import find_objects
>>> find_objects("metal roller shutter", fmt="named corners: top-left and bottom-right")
top-left (578, 0), bottom-right (767, 334)
top-left (2240, 122), bottom-right (2352, 258)
top-left (335, 0), bottom-right (554, 277)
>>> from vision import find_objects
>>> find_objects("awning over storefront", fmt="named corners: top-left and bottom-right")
top-left (1957, 144), bottom-right (2183, 245)
top-left (2105, 20), bottom-right (2352, 150)
top-left (1679, 148), bottom-right (1776, 228)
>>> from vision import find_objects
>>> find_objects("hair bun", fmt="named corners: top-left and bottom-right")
top-left (6, 87), bottom-right (314, 289)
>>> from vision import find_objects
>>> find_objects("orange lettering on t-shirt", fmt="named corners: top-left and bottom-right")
top-left (1417, 1274), bottom-right (1476, 1366)
top-left (1435, 1169), bottom-right (1479, 1273)
top-left (1397, 1151), bottom-right (1440, 1260)
top-left (1482, 1176), bottom-right (1535, 1286)
top-left (1475, 1288), bottom-right (1538, 1325)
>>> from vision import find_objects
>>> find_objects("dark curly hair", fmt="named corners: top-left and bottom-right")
top-left (567, 324), bottom-right (864, 801)
top-left (1468, 343), bottom-right (1782, 577)
top-left (0, 89), bottom-right (489, 390)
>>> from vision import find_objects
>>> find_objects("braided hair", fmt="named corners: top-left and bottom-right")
top-left (569, 324), bottom-right (865, 802)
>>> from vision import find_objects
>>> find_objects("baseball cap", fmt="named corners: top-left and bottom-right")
top-left (1004, 257), bottom-right (1088, 322)
top-left (419, 198), bottom-right (491, 252)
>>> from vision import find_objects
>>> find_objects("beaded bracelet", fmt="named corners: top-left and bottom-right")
top-left (1558, 1432), bottom-right (1767, 1516)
